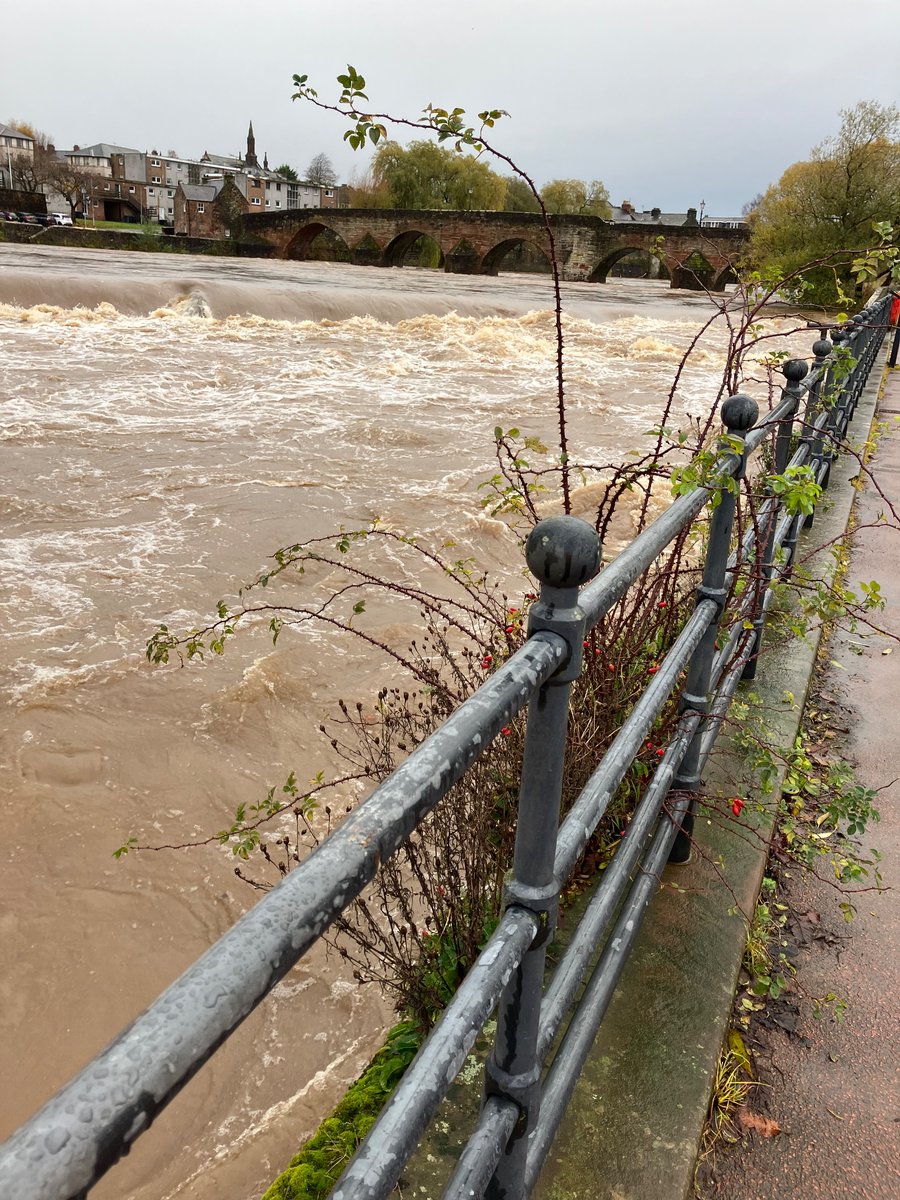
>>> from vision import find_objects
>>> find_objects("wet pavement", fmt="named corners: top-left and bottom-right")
top-left (706, 361), bottom-right (900, 1199)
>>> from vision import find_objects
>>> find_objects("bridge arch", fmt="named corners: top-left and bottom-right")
top-left (283, 221), bottom-right (352, 262)
top-left (482, 237), bottom-right (551, 276)
top-left (712, 262), bottom-right (739, 292)
top-left (590, 245), bottom-right (669, 284)
top-left (384, 230), bottom-right (445, 269)
top-left (670, 250), bottom-right (716, 291)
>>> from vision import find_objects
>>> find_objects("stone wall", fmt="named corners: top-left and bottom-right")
top-left (0, 219), bottom-right (39, 243)
top-left (0, 188), bottom-right (47, 215)
top-left (242, 207), bottom-right (748, 288)
top-left (8, 225), bottom-right (273, 258)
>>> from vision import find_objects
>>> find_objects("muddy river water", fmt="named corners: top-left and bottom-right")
top-left (0, 244), bottom-right (798, 1198)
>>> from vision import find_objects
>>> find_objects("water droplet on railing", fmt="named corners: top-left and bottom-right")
top-left (45, 1126), bottom-right (70, 1154)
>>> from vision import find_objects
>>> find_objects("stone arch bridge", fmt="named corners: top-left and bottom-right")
top-left (240, 208), bottom-right (747, 290)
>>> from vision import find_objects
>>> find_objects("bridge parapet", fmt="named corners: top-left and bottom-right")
top-left (241, 208), bottom-right (747, 290)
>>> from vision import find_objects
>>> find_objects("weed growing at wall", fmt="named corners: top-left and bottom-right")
top-left (259, 1021), bottom-right (421, 1200)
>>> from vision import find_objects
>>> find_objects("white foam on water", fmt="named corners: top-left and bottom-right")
top-left (0, 249), bottom-right (822, 1200)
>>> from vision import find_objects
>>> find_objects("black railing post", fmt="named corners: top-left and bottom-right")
top-left (830, 322), bottom-right (854, 444)
top-left (743, 360), bottom-right (806, 680)
top-left (802, 333), bottom-right (834, 528)
top-left (483, 516), bottom-right (600, 1200)
top-left (778, 359), bottom-right (812, 574)
top-left (668, 394), bottom-right (758, 863)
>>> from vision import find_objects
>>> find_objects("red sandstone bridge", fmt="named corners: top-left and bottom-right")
top-left (240, 207), bottom-right (747, 290)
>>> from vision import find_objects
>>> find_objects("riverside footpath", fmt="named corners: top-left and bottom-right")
top-left (705, 361), bottom-right (900, 1200)
top-left (528, 348), bottom-right (900, 1200)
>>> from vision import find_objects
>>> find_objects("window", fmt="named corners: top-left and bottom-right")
top-left (151, 158), bottom-right (160, 166)
top-left (197, 203), bottom-right (205, 213)
top-left (152, 175), bottom-right (161, 183)
top-left (128, 186), bottom-right (135, 193)
top-left (103, 183), bottom-right (110, 191)
top-left (324, 188), bottom-right (334, 197)
top-left (275, 201), bottom-right (281, 208)
top-left (276, 182), bottom-right (281, 191)
top-left (168, 190), bottom-right (173, 197)
top-left (251, 197), bottom-right (261, 205)
top-left (148, 188), bottom-right (155, 195)
top-left (265, 199), bottom-right (270, 206)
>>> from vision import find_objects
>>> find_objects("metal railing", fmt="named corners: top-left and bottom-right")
top-left (0, 292), bottom-right (891, 1200)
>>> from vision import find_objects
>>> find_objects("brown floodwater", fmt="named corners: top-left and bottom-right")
top-left (0, 244), bottom-right (803, 1198)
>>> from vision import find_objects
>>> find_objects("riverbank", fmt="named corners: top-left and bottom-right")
top-left (529, 347), bottom-right (895, 1200)
top-left (702, 362), bottom-right (900, 1200)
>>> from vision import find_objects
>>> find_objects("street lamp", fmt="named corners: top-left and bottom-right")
top-left (699, 198), bottom-right (707, 226)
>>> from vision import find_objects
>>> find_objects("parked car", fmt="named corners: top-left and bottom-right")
top-left (49, 213), bottom-right (73, 226)
top-left (0, 211), bottom-right (20, 221)
top-left (18, 213), bottom-right (40, 225)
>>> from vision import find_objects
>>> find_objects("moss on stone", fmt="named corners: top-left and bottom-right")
top-left (260, 1021), bottom-right (421, 1200)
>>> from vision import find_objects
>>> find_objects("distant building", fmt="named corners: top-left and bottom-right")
top-left (610, 201), bottom-right (746, 229)
top-left (173, 174), bottom-right (249, 238)
top-left (21, 122), bottom-right (343, 228)
top-left (0, 123), bottom-right (34, 188)
top-left (699, 216), bottom-right (745, 230)
top-left (55, 143), bottom-right (147, 222)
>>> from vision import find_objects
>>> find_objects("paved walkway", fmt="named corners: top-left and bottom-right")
top-left (707, 361), bottom-right (900, 1199)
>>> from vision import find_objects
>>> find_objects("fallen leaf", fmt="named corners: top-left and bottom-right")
top-left (728, 1029), bottom-right (753, 1075)
top-left (737, 1107), bottom-right (781, 1137)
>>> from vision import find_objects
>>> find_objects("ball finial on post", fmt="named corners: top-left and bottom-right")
top-left (720, 393), bottom-right (759, 433)
top-left (525, 516), bottom-right (600, 590)
top-left (781, 359), bottom-right (808, 386)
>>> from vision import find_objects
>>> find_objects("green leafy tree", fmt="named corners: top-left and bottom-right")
top-left (274, 163), bottom-right (299, 181)
top-left (503, 175), bottom-right (541, 213)
top-left (539, 178), bottom-right (611, 217)
top-left (750, 101), bottom-right (900, 303)
top-left (371, 139), bottom-right (507, 210)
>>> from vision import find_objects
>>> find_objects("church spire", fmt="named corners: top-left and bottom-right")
top-left (245, 121), bottom-right (258, 168)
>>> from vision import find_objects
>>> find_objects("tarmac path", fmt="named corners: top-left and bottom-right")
top-left (706, 363), bottom-right (900, 1199)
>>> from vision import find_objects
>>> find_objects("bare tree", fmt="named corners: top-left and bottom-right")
top-left (4, 120), bottom-right (54, 193)
top-left (305, 152), bottom-right (338, 186)
top-left (45, 159), bottom-right (97, 218)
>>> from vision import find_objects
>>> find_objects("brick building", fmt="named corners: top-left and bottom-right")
top-left (173, 174), bottom-right (249, 238)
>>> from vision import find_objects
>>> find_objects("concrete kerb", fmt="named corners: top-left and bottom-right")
top-left (530, 347), bottom-right (891, 1200)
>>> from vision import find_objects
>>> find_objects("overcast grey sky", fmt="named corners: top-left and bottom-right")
top-left (4, 0), bottom-right (898, 214)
